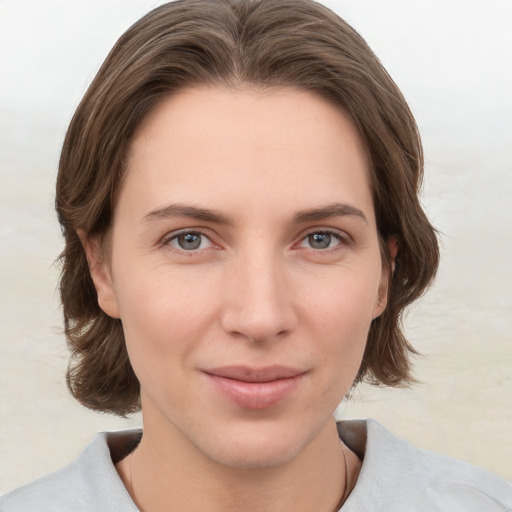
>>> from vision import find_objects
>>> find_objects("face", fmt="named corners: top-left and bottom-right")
top-left (89, 86), bottom-right (389, 469)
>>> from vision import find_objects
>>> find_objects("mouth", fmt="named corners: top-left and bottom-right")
top-left (202, 365), bottom-right (307, 410)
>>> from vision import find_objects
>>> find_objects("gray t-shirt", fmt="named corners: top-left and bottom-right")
top-left (1, 419), bottom-right (511, 511)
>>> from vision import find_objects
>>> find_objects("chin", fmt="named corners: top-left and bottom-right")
top-left (207, 439), bottom-right (301, 470)
top-left (192, 417), bottom-right (316, 470)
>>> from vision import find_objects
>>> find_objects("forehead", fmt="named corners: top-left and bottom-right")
top-left (120, 85), bottom-right (374, 224)
top-left (129, 85), bottom-right (368, 165)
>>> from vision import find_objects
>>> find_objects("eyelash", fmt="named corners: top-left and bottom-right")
top-left (162, 230), bottom-right (214, 252)
top-left (161, 228), bottom-right (350, 254)
top-left (297, 229), bottom-right (349, 252)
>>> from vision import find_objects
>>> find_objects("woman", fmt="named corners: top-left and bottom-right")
top-left (1, 0), bottom-right (510, 510)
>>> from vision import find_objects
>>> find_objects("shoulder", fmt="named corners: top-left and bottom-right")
top-left (0, 430), bottom-right (141, 512)
top-left (338, 419), bottom-right (512, 512)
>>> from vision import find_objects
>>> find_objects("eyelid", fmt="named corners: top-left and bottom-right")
top-left (159, 226), bottom-right (352, 253)
top-left (161, 228), bottom-right (217, 251)
top-left (294, 228), bottom-right (352, 250)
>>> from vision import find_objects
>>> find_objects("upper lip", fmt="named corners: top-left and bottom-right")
top-left (203, 365), bottom-right (306, 383)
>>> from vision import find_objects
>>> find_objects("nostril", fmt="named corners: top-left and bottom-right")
top-left (226, 327), bottom-right (290, 344)
top-left (219, 265), bottom-right (298, 342)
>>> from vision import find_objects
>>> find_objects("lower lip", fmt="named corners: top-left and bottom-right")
top-left (206, 373), bottom-right (304, 410)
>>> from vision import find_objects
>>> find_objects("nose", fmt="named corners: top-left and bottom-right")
top-left (220, 248), bottom-right (297, 343)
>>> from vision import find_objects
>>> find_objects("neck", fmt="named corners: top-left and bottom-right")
top-left (119, 416), bottom-right (351, 512)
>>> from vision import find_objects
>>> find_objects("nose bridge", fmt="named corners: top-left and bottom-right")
top-left (220, 242), bottom-right (296, 342)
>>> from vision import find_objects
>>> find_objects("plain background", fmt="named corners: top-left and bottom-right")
top-left (1, 0), bottom-right (511, 493)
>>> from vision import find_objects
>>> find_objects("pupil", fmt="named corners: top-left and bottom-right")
top-left (179, 233), bottom-right (201, 250)
top-left (310, 233), bottom-right (331, 249)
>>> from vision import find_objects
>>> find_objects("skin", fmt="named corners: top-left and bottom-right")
top-left (85, 86), bottom-right (394, 512)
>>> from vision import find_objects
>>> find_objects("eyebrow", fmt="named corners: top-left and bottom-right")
top-left (292, 203), bottom-right (368, 224)
top-left (142, 202), bottom-right (367, 225)
top-left (142, 203), bottom-right (231, 224)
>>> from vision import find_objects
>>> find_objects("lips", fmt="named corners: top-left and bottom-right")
top-left (203, 365), bottom-right (306, 410)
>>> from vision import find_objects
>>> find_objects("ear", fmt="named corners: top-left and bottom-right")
top-left (78, 230), bottom-right (120, 319)
top-left (373, 236), bottom-right (398, 319)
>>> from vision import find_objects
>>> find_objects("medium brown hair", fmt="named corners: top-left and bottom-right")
top-left (57, 0), bottom-right (439, 416)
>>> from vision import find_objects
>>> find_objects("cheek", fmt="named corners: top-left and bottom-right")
top-left (301, 266), bottom-right (382, 368)
top-left (112, 263), bottom-right (219, 374)
top-left (304, 266), bottom-right (382, 330)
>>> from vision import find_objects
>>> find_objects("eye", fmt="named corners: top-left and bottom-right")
top-left (166, 231), bottom-right (213, 251)
top-left (298, 231), bottom-right (345, 250)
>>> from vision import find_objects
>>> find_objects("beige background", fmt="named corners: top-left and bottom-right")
top-left (1, 0), bottom-right (511, 493)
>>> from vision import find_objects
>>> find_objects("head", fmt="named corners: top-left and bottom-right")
top-left (57, 0), bottom-right (439, 417)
